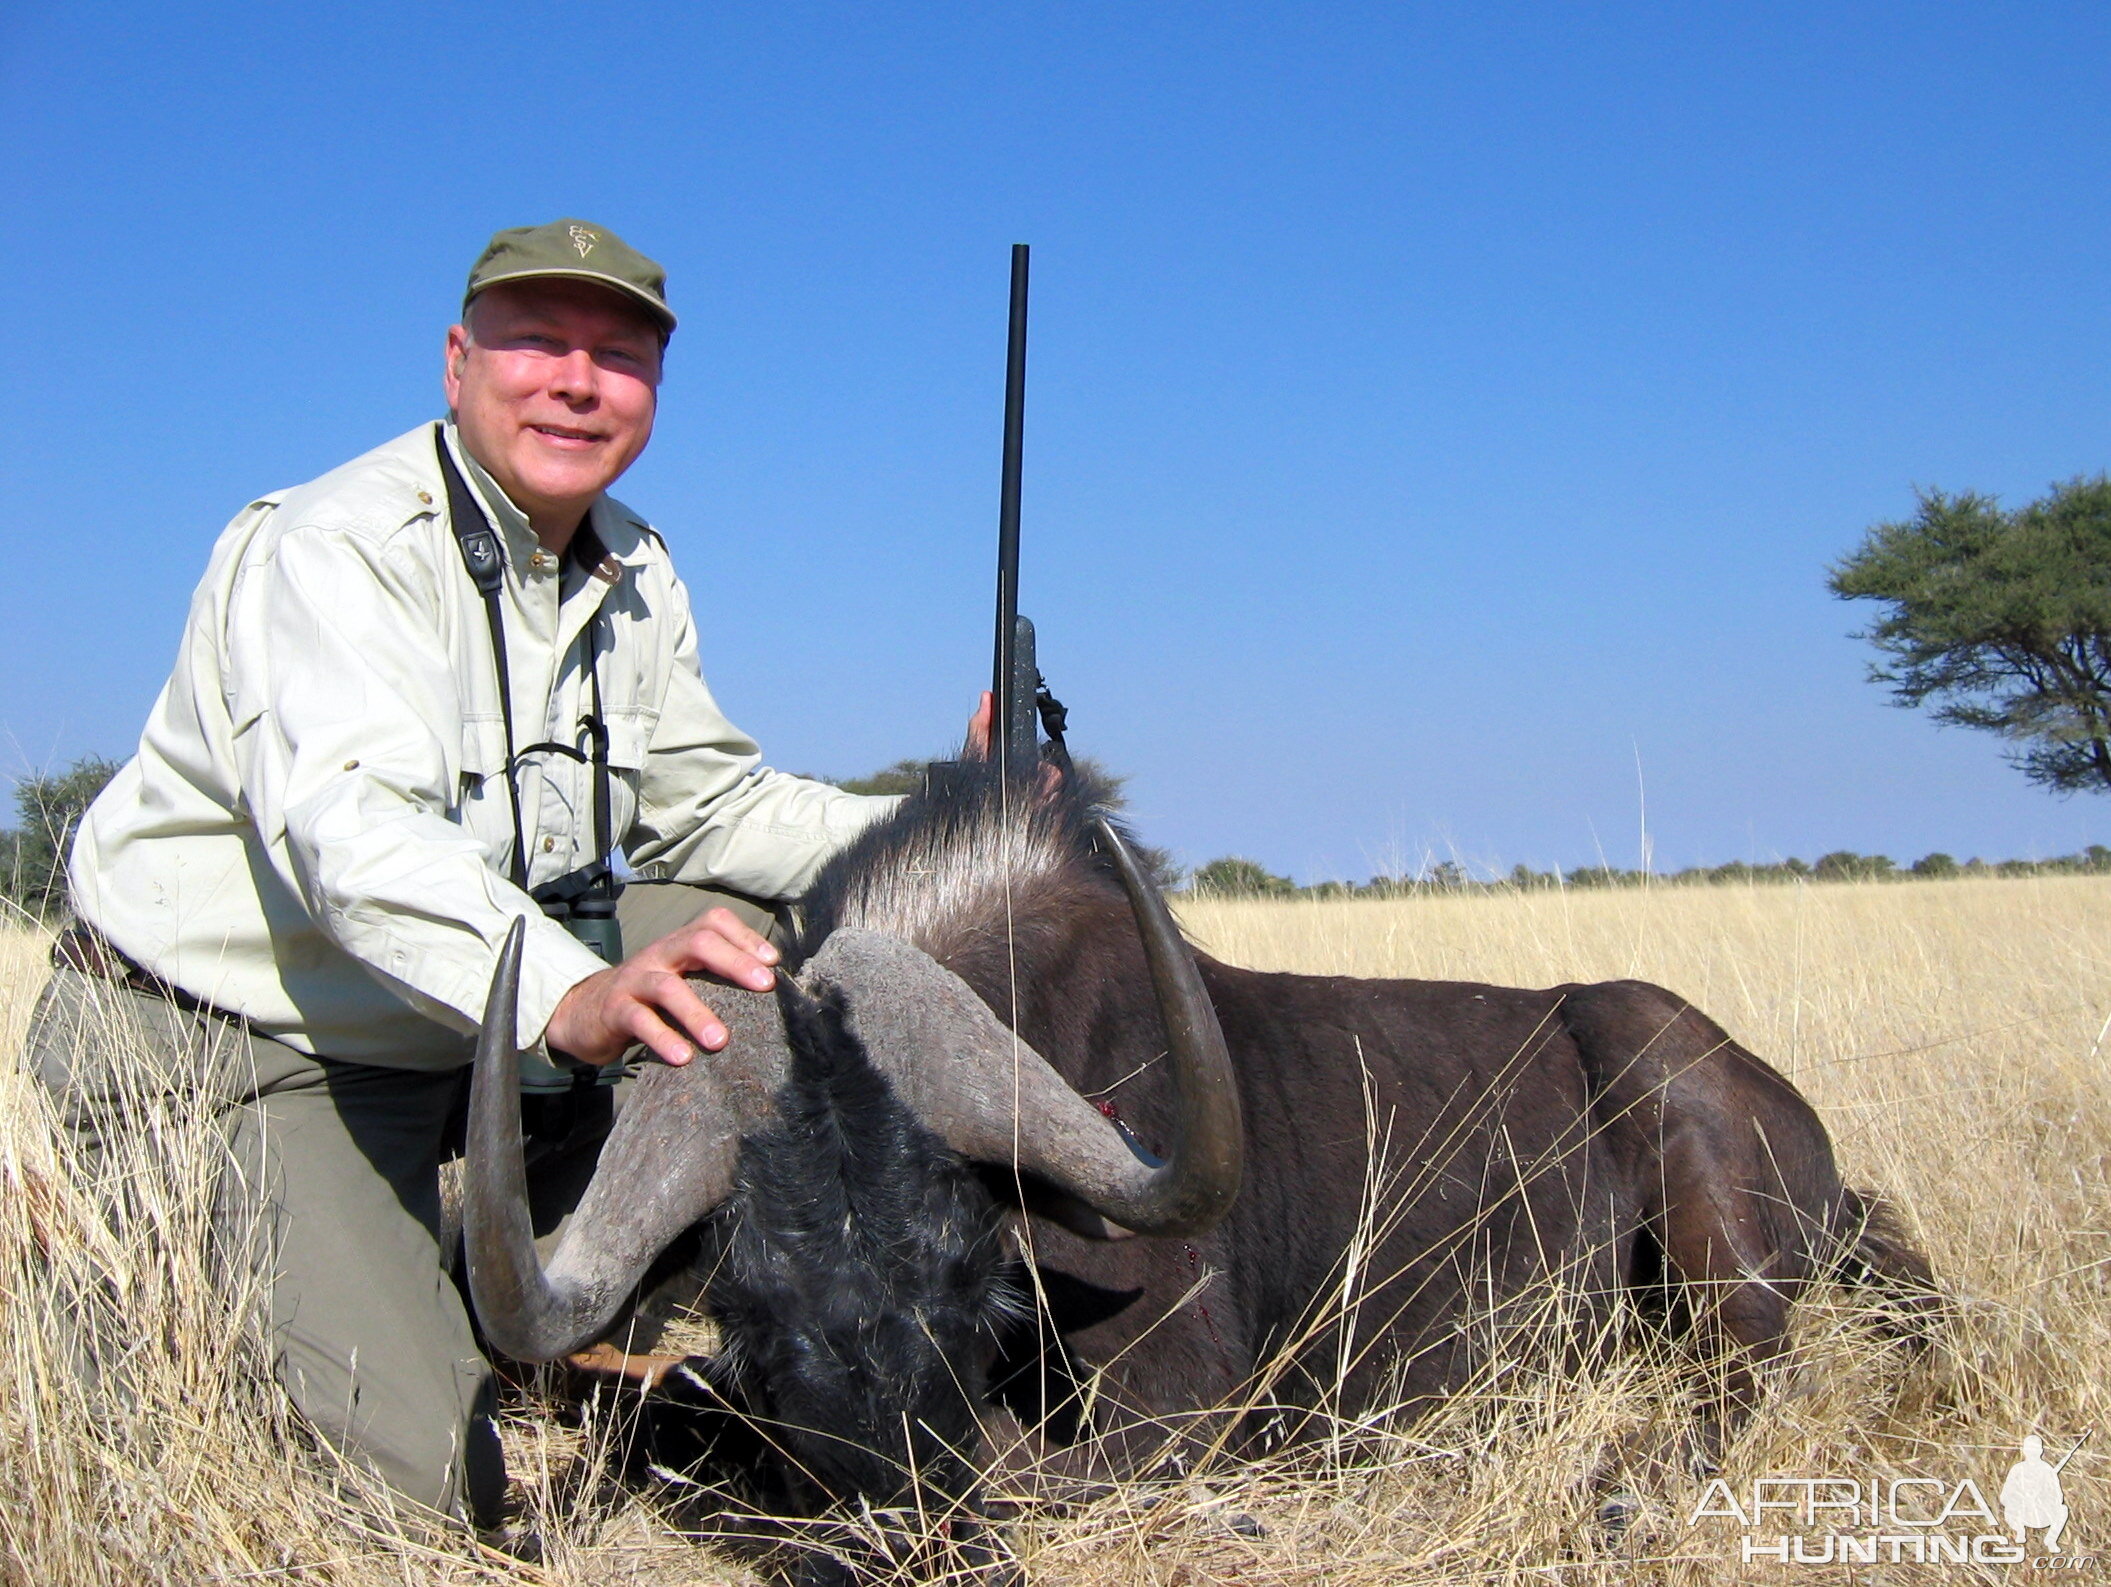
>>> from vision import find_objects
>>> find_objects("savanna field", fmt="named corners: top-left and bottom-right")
top-left (2, 875), bottom-right (2104, 1585)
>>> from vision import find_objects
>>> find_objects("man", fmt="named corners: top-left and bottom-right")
top-left (27, 219), bottom-right (975, 1527)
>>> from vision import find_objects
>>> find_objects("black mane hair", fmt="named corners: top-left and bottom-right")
top-left (633, 963), bottom-right (1026, 1564)
top-left (791, 755), bottom-right (1135, 988)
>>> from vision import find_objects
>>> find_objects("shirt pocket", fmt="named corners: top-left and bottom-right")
top-left (603, 706), bottom-right (656, 849)
top-left (453, 713), bottom-right (512, 840)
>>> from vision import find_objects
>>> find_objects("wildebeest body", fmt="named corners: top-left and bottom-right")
top-left (990, 952), bottom-right (1870, 1457)
top-left (788, 828), bottom-right (1923, 1469)
top-left (469, 765), bottom-right (1932, 1555)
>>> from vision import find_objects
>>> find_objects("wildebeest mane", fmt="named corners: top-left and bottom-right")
top-left (792, 757), bottom-right (1132, 985)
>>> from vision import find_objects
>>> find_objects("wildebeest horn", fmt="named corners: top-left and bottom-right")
top-left (1093, 816), bottom-right (1245, 1233)
top-left (464, 918), bottom-right (793, 1362)
top-left (810, 819), bottom-right (1243, 1239)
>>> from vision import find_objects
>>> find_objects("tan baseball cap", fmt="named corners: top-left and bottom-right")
top-left (463, 218), bottom-right (677, 334)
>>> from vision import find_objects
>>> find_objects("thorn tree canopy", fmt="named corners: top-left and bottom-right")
top-left (1829, 475), bottom-right (2111, 794)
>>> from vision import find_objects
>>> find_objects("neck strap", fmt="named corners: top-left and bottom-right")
top-left (433, 424), bottom-right (614, 895)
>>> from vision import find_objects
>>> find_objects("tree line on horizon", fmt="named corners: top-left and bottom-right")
top-left (1182, 845), bottom-right (2111, 898)
top-left (1192, 470), bottom-right (2111, 897)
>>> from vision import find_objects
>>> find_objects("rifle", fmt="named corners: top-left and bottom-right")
top-left (2051, 1430), bottom-right (2091, 1474)
top-left (936, 243), bottom-right (1071, 794)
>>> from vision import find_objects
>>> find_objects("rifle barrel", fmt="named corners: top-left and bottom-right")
top-left (2052, 1430), bottom-right (2091, 1472)
top-left (993, 243), bottom-right (1030, 773)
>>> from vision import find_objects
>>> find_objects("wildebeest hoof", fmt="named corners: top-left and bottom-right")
top-left (1593, 1488), bottom-right (1666, 1553)
top-left (476, 1520), bottom-right (544, 1565)
top-left (1595, 1490), bottom-right (1641, 1538)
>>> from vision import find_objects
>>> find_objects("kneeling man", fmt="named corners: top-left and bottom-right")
top-left (28, 219), bottom-right (961, 1526)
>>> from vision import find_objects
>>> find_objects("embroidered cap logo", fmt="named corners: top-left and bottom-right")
top-left (568, 225), bottom-right (598, 259)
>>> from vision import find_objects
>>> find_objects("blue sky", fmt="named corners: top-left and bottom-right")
top-left (6, 2), bottom-right (2109, 881)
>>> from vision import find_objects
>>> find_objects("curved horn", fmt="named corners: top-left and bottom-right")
top-left (1093, 815), bottom-right (1245, 1233)
top-left (814, 820), bottom-right (1242, 1238)
top-left (462, 919), bottom-right (790, 1361)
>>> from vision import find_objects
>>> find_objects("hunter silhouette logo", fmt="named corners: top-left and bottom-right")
top-left (2003, 1434), bottom-right (2081, 1552)
top-left (568, 225), bottom-right (598, 259)
top-left (1690, 1428), bottom-right (2093, 1568)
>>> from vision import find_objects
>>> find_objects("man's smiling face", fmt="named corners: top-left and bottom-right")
top-left (444, 278), bottom-right (664, 544)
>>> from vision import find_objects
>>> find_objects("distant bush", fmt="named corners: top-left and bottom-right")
top-left (1814, 850), bottom-right (1896, 881)
top-left (834, 758), bottom-right (926, 797)
top-left (1190, 856), bottom-right (1298, 897)
top-left (2, 755), bottom-right (120, 922)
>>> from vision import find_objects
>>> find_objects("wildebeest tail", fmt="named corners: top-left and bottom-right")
top-left (1830, 1186), bottom-right (1944, 1342)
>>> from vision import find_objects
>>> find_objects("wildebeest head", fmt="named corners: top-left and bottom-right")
top-left (462, 764), bottom-right (1242, 1539)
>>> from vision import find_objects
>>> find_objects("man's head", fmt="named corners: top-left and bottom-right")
top-left (446, 219), bottom-right (675, 546)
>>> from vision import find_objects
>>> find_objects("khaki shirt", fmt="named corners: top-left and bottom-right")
top-left (71, 421), bottom-right (896, 1069)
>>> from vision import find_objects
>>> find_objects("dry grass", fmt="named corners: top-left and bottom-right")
top-left (3, 875), bottom-right (2105, 1583)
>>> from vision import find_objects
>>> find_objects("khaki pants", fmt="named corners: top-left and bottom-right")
top-left (20, 883), bottom-right (778, 1529)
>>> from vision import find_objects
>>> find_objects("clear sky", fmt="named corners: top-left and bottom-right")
top-left (6, 2), bottom-right (2109, 882)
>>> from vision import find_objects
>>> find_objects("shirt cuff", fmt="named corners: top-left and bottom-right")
top-left (513, 914), bottom-right (614, 1058)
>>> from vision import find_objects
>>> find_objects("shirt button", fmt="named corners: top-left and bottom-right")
top-left (416, 490), bottom-right (434, 506)
top-left (342, 759), bottom-right (360, 771)
top-left (543, 836), bottom-right (557, 852)
top-left (529, 551), bottom-right (552, 572)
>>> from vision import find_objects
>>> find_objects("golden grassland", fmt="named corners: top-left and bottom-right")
top-left (2, 875), bottom-right (2106, 1584)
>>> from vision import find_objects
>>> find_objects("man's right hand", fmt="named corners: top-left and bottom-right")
top-left (542, 906), bottom-right (779, 1068)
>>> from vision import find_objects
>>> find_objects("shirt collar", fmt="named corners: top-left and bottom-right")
top-left (440, 417), bottom-right (651, 573)
top-left (440, 417), bottom-right (565, 564)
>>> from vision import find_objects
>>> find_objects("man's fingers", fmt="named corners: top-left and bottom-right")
top-left (653, 908), bottom-right (777, 986)
top-left (620, 970), bottom-right (735, 1062)
top-left (623, 1001), bottom-right (700, 1066)
top-left (966, 690), bottom-right (994, 758)
top-left (551, 909), bottom-right (783, 1068)
top-left (701, 906), bottom-right (777, 965)
top-left (640, 968), bottom-right (731, 1053)
top-left (546, 958), bottom-right (742, 1069)
top-left (668, 909), bottom-right (777, 991)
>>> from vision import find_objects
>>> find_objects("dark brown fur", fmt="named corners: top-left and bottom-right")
top-left (790, 771), bottom-right (1937, 1474)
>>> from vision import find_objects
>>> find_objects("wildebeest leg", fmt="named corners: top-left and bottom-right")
top-left (1651, 1141), bottom-right (1799, 1465)
top-left (1563, 981), bottom-right (1848, 1465)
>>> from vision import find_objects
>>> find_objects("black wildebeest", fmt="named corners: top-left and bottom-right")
top-left (465, 760), bottom-right (1932, 1571)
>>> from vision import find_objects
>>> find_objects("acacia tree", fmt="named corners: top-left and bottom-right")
top-left (1829, 475), bottom-right (2111, 793)
top-left (1188, 856), bottom-right (1296, 897)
